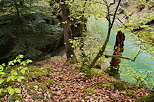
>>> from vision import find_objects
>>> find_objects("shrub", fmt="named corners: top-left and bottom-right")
top-left (0, 55), bottom-right (32, 99)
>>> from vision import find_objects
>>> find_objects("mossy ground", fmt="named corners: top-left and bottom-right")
top-left (24, 82), bottom-right (49, 93)
top-left (83, 88), bottom-right (96, 95)
top-left (0, 56), bottom-right (150, 102)
top-left (136, 95), bottom-right (154, 102)
top-left (99, 84), bottom-right (112, 88)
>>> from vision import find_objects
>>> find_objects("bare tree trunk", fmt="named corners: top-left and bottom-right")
top-left (109, 30), bottom-right (125, 78)
top-left (60, 0), bottom-right (77, 63)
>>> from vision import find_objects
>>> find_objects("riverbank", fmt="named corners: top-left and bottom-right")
top-left (0, 56), bottom-right (150, 102)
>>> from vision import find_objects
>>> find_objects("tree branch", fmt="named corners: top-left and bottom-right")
top-left (109, 0), bottom-right (115, 6)
top-left (104, 50), bottom-right (141, 62)
top-left (110, 0), bottom-right (121, 28)
top-left (104, 0), bottom-right (111, 27)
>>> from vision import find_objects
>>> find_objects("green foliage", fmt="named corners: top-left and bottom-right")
top-left (91, 68), bottom-right (110, 80)
top-left (121, 66), bottom-right (154, 89)
top-left (44, 79), bottom-right (57, 84)
top-left (123, 13), bottom-right (154, 55)
top-left (42, 64), bottom-right (52, 69)
top-left (83, 88), bottom-right (96, 95)
top-left (99, 84), bottom-right (112, 88)
top-left (44, 79), bottom-right (61, 86)
top-left (83, 68), bottom-right (92, 78)
top-left (125, 92), bottom-right (136, 98)
top-left (8, 94), bottom-right (22, 102)
top-left (136, 95), bottom-right (154, 102)
top-left (113, 80), bottom-right (129, 91)
top-left (0, 0), bottom-right (62, 61)
top-left (28, 72), bottom-right (44, 78)
top-left (24, 82), bottom-right (49, 92)
top-left (104, 68), bottom-right (120, 79)
top-left (26, 65), bottom-right (52, 79)
top-left (32, 95), bottom-right (39, 100)
top-left (0, 54), bottom-right (32, 97)
top-left (69, 0), bottom-right (106, 19)
top-left (71, 32), bottom-right (108, 78)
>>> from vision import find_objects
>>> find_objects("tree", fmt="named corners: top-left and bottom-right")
top-left (58, 0), bottom-right (77, 63)
top-left (88, 0), bottom-right (122, 69)
top-left (108, 30), bottom-right (125, 77)
top-left (86, 0), bottom-right (143, 78)
top-left (55, 0), bottom-right (89, 63)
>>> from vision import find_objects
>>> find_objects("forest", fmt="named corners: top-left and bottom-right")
top-left (0, 0), bottom-right (154, 101)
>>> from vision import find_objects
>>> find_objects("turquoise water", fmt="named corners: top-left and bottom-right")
top-left (87, 16), bottom-right (154, 89)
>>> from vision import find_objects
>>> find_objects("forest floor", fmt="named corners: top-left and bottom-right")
top-left (2, 56), bottom-right (150, 102)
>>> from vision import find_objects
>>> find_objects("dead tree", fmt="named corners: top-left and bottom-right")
top-left (108, 30), bottom-right (125, 78)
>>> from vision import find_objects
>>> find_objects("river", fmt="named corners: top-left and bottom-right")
top-left (87, 16), bottom-right (154, 89)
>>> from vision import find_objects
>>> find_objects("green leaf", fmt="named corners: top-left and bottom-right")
top-left (8, 99), bottom-right (14, 102)
top-left (118, 28), bottom-right (124, 33)
top-left (6, 86), bottom-right (14, 95)
top-left (140, 25), bottom-right (149, 29)
top-left (138, 21), bottom-right (145, 24)
top-left (14, 88), bottom-right (21, 93)
top-left (20, 62), bottom-right (26, 66)
top-left (11, 70), bottom-right (18, 76)
top-left (13, 59), bottom-right (17, 63)
top-left (124, 22), bottom-right (134, 26)
top-left (0, 65), bottom-right (4, 71)
top-left (27, 60), bottom-right (32, 63)
top-left (0, 72), bottom-right (5, 75)
top-left (18, 55), bottom-right (24, 59)
top-left (7, 76), bottom-right (15, 82)
top-left (16, 59), bottom-right (21, 63)
top-left (32, 95), bottom-right (39, 100)
top-left (8, 61), bottom-right (14, 66)
top-left (0, 78), bottom-right (4, 84)
top-left (17, 76), bottom-right (25, 82)
top-left (143, 63), bottom-right (148, 65)
top-left (20, 67), bottom-right (28, 74)
top-left (150, 32), bottom-right (154, 38)
top-left (65, 0), bottom-right (71, 4)
top-left (59, 2), bottom-right (64, 4)
top-left (0, 89), bottom-right (3, 94)
top-left (2, 63), bottom-right (5, 67)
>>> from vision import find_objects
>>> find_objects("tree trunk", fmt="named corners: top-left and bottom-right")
top-left (60, 1), bottom-right (77, 63)
top-left (109, 30), bottom-right (125, 78)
